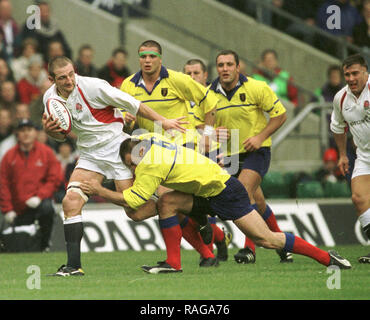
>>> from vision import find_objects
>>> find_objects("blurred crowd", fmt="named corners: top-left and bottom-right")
top-left (221, 0), bottom-right (370, 57)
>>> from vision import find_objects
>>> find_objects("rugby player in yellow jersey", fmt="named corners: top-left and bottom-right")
top-left (209, 50), bottom-right (291, 264)
top-left (181, 59), bottom-right (232, 261)
top-left (120, 40), bottom-right (217, 153)
top-left (183, 58), bottom-right (232, 262)
top-left (120, 40), bottom-right (220, 267)
top-left (80, 133), bottom-right (351, 273)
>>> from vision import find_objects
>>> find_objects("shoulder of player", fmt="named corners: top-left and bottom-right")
top-left (122, 73), bottom-right (136, 84)
top-left (43, 84), bottom-right (57, 104)
top-left (166, 68), bottom-right (194, 84)
top-left (76, 75), bottom-right (117, 99)
top-left (244, 76), bottom-right (270, 90)
top-left (77, 74), bottom-right (109, 89)
top-left (333, 86), bottom-right (348, 107)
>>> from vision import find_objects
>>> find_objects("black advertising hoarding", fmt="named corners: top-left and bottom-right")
top-left (44, 201), bottom-right (369, 253)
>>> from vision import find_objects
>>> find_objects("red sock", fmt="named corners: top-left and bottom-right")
top-left (181, 217), bottom-right (214, 259)
top-left (285, 233), bottom-right (330, 266)
top-left (159, 216), bottom-right (182, 270)
top-left (262, 205), bottom-right (282, 232)
top-left (212, 223), bottom-right (225, 243)
top-left (244, 237), bottom-right (256, 254)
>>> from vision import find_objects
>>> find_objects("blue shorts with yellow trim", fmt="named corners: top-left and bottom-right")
top-left (191, 176), bottom-right (253, 221)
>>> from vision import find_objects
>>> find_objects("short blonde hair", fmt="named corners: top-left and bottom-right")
top-left (48, 56), bottom-right (73, 78)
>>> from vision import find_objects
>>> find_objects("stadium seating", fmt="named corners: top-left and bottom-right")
top-left (261, 171), bottom-right (290, 199)
top-left (296, 181), bottom-right (325, 198)
top-left (323, 181), bottom-right (351, 198)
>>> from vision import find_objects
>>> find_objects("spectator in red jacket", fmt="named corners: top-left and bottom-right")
top-left (17, 55), bottom-right (48, 104)
top-left (98, 47), bottom-right (131, 88)
top-left (0, 119), bottom-right (63, 251)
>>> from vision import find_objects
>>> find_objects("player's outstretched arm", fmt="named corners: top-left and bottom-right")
top-left (137, 103), bottom-right (188, 133)
top-left (81, 179), bottom-right (129, 208)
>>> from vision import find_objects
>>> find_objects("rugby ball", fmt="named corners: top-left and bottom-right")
top-left (46, 98), bottom-right (72, 134)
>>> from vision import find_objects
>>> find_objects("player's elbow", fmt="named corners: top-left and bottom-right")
top-left (124, 207), bottom-right (145, 222)
top-left (279, 112), bottom-right (287, 125)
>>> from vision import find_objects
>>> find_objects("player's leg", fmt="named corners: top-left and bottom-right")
top-left (233, 210), bottom-right (351, 269)
top-left (351, 173), bottom-right (370, 263)
top-left (142, 191), bottom-right (193, 273)
top-left (234, 168), bottom-right (259, 262)
top-left (53, 168), bottom-right (104, 276)
top-left (178, 214), bottom-right (218, 266)
top-left (158, 186), bottom-right (217, 265)
top-left (254, 186), bottom-right (293, 263)
top-left (208, 216), bottom-right (232, 261)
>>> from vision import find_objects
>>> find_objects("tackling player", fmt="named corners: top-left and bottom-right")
top-left (42, 56), bottom-right (187, 276)
top-left (80, 133), bottom-right (352, 273)
top-left (331, 54), bottom-right (370, 264)
top-left (120, 41), bottom-right (221, 267)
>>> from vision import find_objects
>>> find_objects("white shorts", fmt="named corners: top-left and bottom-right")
top-left (352, 158), bottom-right (370, 179)
top-left (76, 134), bottom-right (132, 180)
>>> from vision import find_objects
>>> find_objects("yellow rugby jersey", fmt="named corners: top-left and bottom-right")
top-left (122, 133), bottom-right (230, 210)
top-left (120, 66), bottom-right (218, 145)
top-left (209, 74), bottom-right (286, 156)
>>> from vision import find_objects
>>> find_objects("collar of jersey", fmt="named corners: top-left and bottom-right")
top-left (131, 66), bottom-right (169, 95)
top-left (210, 73), bottom-right (248, 100)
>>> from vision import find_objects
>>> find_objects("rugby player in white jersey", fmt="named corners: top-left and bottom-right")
top-left (331, 54), bottom-right (370, 264)
top-left (42, 56), bottom-right (187, 276)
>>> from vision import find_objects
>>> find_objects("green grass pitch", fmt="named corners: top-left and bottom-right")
top-left (0, 245), bottom-right (368, 300)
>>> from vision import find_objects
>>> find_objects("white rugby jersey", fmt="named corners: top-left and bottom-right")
top-left (43, 75), bottom-right (140, 155)
top-left (331, 77), bottom-right (370, 162)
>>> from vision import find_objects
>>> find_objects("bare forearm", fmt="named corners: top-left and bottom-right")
top-left (137, 103), bottom-right (165, 122)
top-left (333, 133), bottom-right (347, 156)
top-left (258, 113), bottom-right (287, 141)
top-left (97, 187), bottom-right (129, 208)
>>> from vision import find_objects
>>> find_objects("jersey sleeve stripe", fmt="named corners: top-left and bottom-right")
top-left (218, 103), bottom-right (257, 111)
top-left (77, 85), bottom-right (124, 125)
top-left (142, 98), bottom-right (178, 103)
top-left (164, 147), bottom-right (178, 181)
top-left (130, 189), bottom-right (147, 202)
top-left (198, 89), bottom-right (209, 106)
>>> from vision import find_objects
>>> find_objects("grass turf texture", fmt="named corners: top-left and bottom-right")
top-left (0, 245), bottom-right (368, 300)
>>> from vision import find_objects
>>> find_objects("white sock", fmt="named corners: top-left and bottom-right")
top-left (64, 215), bottom-right (83, 225)
top-left (358, 208), bottom-right (370, 229)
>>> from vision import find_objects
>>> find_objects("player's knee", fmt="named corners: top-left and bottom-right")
top-left (62, 192), bottom-right (83, 217)
top-left (351, 192), bottom-right (366, 209)
top-left (126, 211), bottom-right (145, 222)
top-left (157, 193), bottom-right (176, 213)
